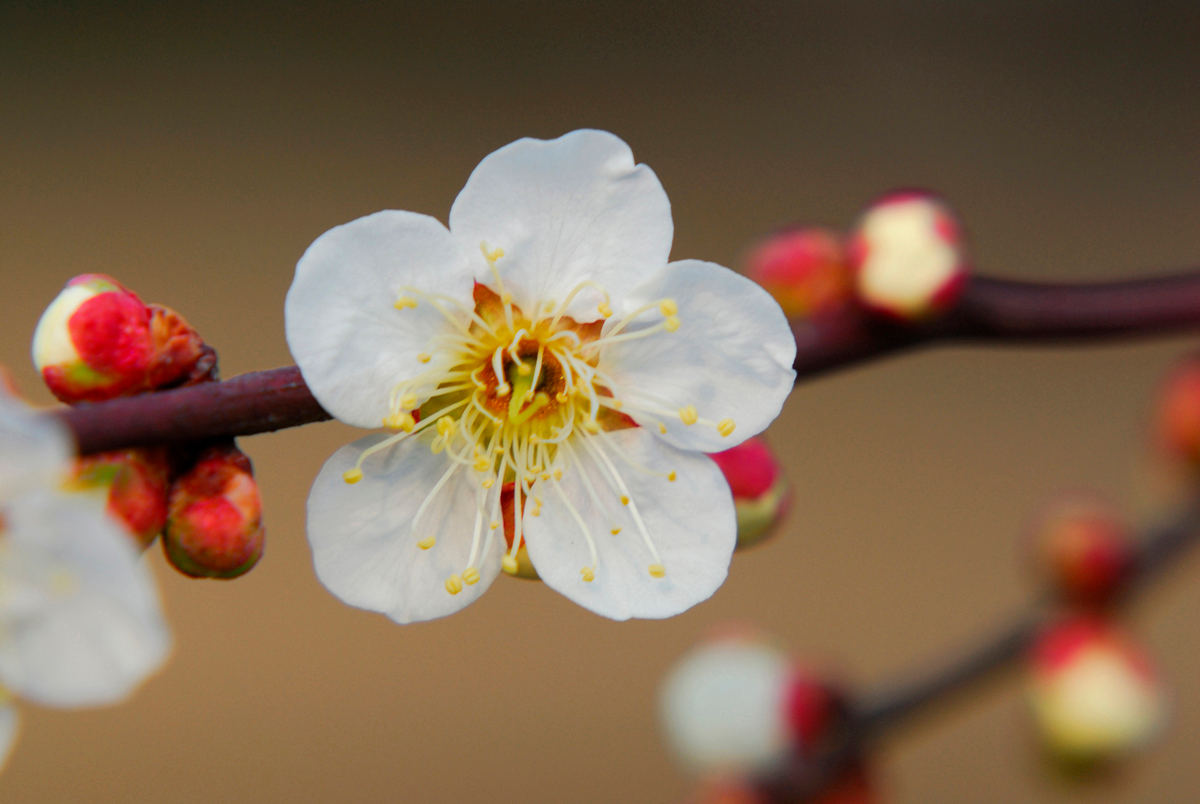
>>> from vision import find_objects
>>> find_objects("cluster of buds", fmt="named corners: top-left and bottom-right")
top-left (746, 190), bottom-right (969, 326)
top-left (33, 274), bottom-right (264, 579)
top-left (660, 630), bottom-right (863, 800)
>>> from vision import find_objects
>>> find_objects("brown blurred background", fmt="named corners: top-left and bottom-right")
top-left (2, 2), bottom-right (1198, 801)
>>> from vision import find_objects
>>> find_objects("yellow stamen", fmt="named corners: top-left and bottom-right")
top-left (445, 574), bottom-right (464, 595)
top-left (489, 520), bottom-right (500, 530)
top-left (384, 411), bottom-right (416, 432)
top-left (717, 418), bottom-right (736, 437)
top-left (343, 468), bottom-right (363, 484)
top-left (580, 566), bottom-right (595, 582)
top-left (501, 554), bottom-right (520, 575)
top-left (620, 494), bottom-right (630, 506)
top-left (679, 405), bottom-right (698, 425)
top-left (463, 567), bottom-right (481, 585)
top-left (437, 417), bottom-right (456, 437)
top-left (394, 295), bottom-right (418, 310)
top-left (418, 353), bottom-right (432, 363)
top-left (597, 302), bottom-right (613, 317)
top-left (610, 527), bottom-right (621, 535)
top-left (417, 536), bottom-right (436, 550)
top-left (659, 299), bottom-right (678, 316)
top-left (667, 471), bottom-right (676, 482)
top-left (664, 316), bottom-right (680, 332)
top-left (648, 564), bottom-right (666, 578)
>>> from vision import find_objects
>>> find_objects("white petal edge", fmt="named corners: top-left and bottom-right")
top-left (307, 433), bottom-right (504, 624)
top-left (286, 210), bottom-right (475, 428)
top-left (523, 428), bottom-right (735, 620)
top-left (602, 260), bottom-right (796, 452)
top-left (0, 392), bottom-right (71, 498)
top-left (0, 702), bottom-right (16, 775)
top-left (449, 130), bottom-right (673, 320)
top-left (0, 492), bottom-right (171, 708)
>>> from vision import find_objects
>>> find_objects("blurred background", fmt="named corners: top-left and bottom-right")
top-left (1, 2), bottom-right (1198, 801)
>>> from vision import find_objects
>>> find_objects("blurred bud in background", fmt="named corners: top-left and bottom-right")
top-left (164, 444), bottom-right (264, 579)
top-left (1027, 494), bottom-right (1131, 608)
top-left (1027, 617), bottom-right (1166, 767)
top-left (66, 447), bottom-right (170, 550)
top-left (846, 191), bottom-right (967, 321)
top-left (1155, 354), bottom-right (1200, 470)
top-left (660, 630), bottom-right (839, 777)
top-left (709, 437), bottom-right (791, 550)
top-left (32, 274), bottom-right (206, 402)
top-left (744, 228), bottom-right (853, 321)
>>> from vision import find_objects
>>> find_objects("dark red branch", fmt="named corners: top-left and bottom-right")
top-left (55, 270), bottom-right (1200, 454)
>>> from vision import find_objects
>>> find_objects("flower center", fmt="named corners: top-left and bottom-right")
top-left (342, 243), bottom-right (737, 595)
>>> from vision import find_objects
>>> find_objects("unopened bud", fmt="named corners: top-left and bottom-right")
top-left (847, 191), bottom-right (968, 321)
top-left (743, 228), bottom-right (853, 320)
top-left (709, 438), bottom-right (790, 550)
top-left (661, 631), bottom-right (837, 777)
top-left (1155, 354), bottom-right (1200, 468)
top-left (164, 445), bottom-right (264, 579)
top-left (1028, 617), bottom-right (1165, 765)
top-left (67, 448), bottom-right (170, 550)
top-left (33, 274), bottom-right (206, 403)
top-left (1029, 495), bottom-right (1131, 607)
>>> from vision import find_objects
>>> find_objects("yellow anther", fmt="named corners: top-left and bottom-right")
top-left (658, 422), bottom-right (667, 434)
top-left (597, 302), bottom-right (613, 317)
top-left (530, 508), bottom-right (540, 517)
top-left (659, 299), bottom-right (678, 316)
top-left (481, 244), bottom-right (505, 262)
top-left (474, 457), bottom-right (490, 472)
top-left (610, 527), bottom-right (621, 535)
top-left (445, 574), bottom-right (464, 595)
top-left (393, 296), bottom-right (418, 310)
top-left (399, 392), bottom-right (418, 409)
top-left (541, 473), bottom-right (551, 481)
top-left (717, 418), bottom-right (736, 437)
top-left (553, 469), bottom-right (563, 481)
top-left (417, 536), bottom-right (436, 550)
top-left (501, 554), bottom-right (520, 575)
top-left (648, 564), bottom-right (666, 578)
top-left (417, 353), bottom-right (432, 363)
top-left (679, 405), bottom-right (698, 425)
top-left (667, 471), bottom-right (676, 482)
top-left (384, 411), bottom-right (416, 432)
top-left (620, 494), bottom-right (630, 506)
top-left (580, 567), bottom-right (595, 583)
top-left (342, 468), bottom-right (363, 484)
top-left (610, 399), bottom-right (623, 410)
top-left (489, 520), bottom-right (501, 531)
top-left (664, 316), bottom-right (681, 332)
top-left (496, 383), bottom-right (511, 397)
top-left (555, 391), bottom-right (569, 403)
top-left (463, 567), bottom-right (481, 585)
top-left (481, 477), bottom-right (494, 489)
top-left (437, 417), bottom-right (456, 438)
top-left (517, 362), bottom-right (532, 376)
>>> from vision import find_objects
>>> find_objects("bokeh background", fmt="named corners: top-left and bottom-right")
top-left (2, 2), bottom-right (1198, 801)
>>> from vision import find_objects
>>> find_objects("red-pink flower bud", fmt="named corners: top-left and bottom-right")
top-left (163, 445), bottom-right (264, 579)
top-left (1029, 495), bottom-right (1131, 607)
top-left (66, 447), bottom-right (170, 550)
top-left (744, 228), bottom-right (853, 320)
top-left (846, 191), bottom-right (968, 321)
top-left (1027, 617), bottom-right (1166, 765)
top-left (32, 274), bottom-right (207, 403)
top-left (709, 438), bottom-right (791, 550)
top-left (1155, 354), bottom-right (1200, 468)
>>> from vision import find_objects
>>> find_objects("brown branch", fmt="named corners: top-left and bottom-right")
top-left (55, 270), bottom-right (1200, 455)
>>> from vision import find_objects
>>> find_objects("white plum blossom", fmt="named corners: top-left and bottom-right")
top-left (0, 390), bottom-right (171, 771)
top-left (286, 130), bottom-right (796, 623)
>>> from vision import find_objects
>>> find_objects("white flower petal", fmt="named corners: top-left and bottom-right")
top-left (0, 393), bottom-right (71, 497)
top-left (0, 493), bottom-right (170, 708)
top-left (286, 210), bottom-right (475, 428)
top-left (307, 433), bottom-right (504, 624)
top-left (449, 130), bottom-right (673, 319)
top-left (0, 701), bottom-right (16, 774)
top-left (524, 429), bottom-right (735, 620)
top-left (603, 260), bottom-right (796, 452)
